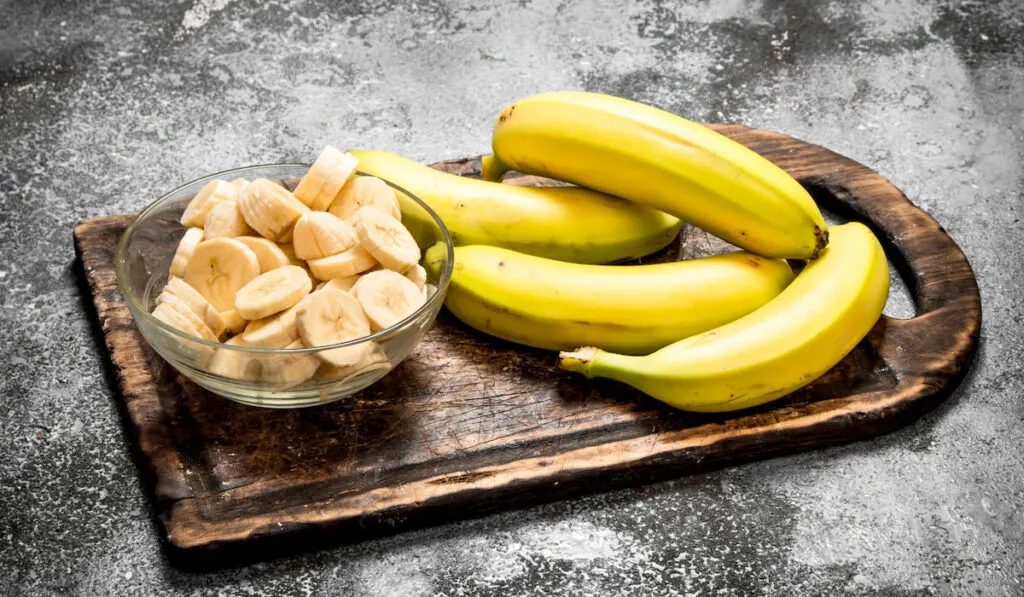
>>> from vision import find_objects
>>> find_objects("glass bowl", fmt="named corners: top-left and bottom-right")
top-left (115, 164), bottom-right (453, 408)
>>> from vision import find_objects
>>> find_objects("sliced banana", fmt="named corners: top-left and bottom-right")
top-left (259, 340), bottom-right (320, 386)
top-left (423, 283), bottom-right (437, 300)
top-left (296, 289), bottom-right (371, 366)
top-left (235, 236), bottom-right (292, 272)
top-left (208, 335), bottom-right (261, 382)
top-left (292, 211), bottom-right (358, 261)
top-left (231, 178), bottom-right (250, 193)
top-left (183, 237), bottom-right (261, 312)
top-left (241, 294), bottom-right (310, 348)
top-left (352, 206), bottom-right (421, 272)
top-left (233, 265), bottom-right (312, 320)
top-left (329, 176), bottom-right (401, 221)
top-left (204, 200), bottom-right (255, 239)
top-left (278, 242), bottom-right (304, 267)
top-left (404, 264), bottom-right (427, 289)
top-left (180, 180), bottom-right (237, 228)
top-left (307, 244), bottom-right (377, 280)
top-left (169, 227), bottom-right (204, 279)
top-left (351, 270), bottom-right (426, 331)
top-left (220, 309), bottom-right (248, 335)
top-left (152, 294), bottom-right (218, 342)
top-left (237, 178), bottom-right (310, 242)
top-left (158, 277), bottom-right (227, 338)
top-left (315, 341), bottom-right (390, 381)
top-left (317, 275), bottom-right (360, 293)
top-left (293, 146), bottom-right (360, 211)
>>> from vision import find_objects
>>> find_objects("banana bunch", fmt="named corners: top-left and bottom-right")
top-left (153, 146), bottom-right (433, 387)
top-left (430, 91), bottom-right (888, 412)
top-left (347, 150), bottom-right (681, 264)
top-left (424, 244), bottom-right (794, 355)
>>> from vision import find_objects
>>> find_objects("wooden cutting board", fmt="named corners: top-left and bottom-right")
top-left (73, 125), bottom-right (980, 566)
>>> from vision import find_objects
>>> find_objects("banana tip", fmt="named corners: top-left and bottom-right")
top-left (558, 347), bottom-right (599, 376)
top-left (811, 226), bottom-right (830, 259)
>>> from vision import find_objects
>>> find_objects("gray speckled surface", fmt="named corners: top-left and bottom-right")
top-left (1, 0), bottom-right (1021, 595)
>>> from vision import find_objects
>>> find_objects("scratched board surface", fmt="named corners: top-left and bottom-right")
top-left (73, 125), bottom-right (980, 564)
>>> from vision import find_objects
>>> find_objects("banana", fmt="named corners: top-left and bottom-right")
top-left (292, 211), bottom-right (358, 260)
top-left (353, 206), bottom-right (421, 272)
top-left (233, 265), bottom-right (312, 320)
top-left (208, 335), bottom-right (260, 381)
top-left (219, 309), bottom-right (248, 335)
top-left (235, 236), bottom-right (292, 272)
top-left (293, 146), bottom-right (359, 211)
top-left (317, 275), bottom-right (360, 293)
top-left (351, 270), bottom-right (426, 331)
top-left (204, 200), bottom-right (255, 239)
top-left (484, 91), bottom-right (828, 259)
top-left (328, 176), bottom-right (401, 221)
top-left (152, 295), bottom-right (217, 343)
top-left (260, 340), bottom-right (321, 386)
top-left (348, 149), bottom-right (681, 264)
top-left (425, 243), bottom-right (794, 355)
top-left (180, 180), bottom-right (237, 228)
top-left (404, 264), bottom-right (427, 289)
top-left (183, 238), bottom-right (261, 312)
top-left (296, 288), bottom-right (371, 366)
top-left (237, 178), bottom-right (310, 242)
top-left (307, 245), bottom-right (377, 280)
top-left (558, 223), bottom-right (889, 412)
top-left (169, 227), bottom-right (204, 278)
top-left (158, 277), bottom-right (227, 338)
top-left (242, 294), bottom-right (312, 348)
top-left (314, 342), bottom-right (390, 382)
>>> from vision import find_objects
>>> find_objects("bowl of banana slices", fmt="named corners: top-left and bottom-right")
top-left (115, 147), bottom-right (454, 408)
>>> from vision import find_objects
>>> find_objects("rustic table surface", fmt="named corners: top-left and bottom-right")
top-left (1, 0), bottom-right (1021, 595)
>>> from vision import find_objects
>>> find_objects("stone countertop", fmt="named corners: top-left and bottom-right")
top-left (1, 0), bottom-right (1021, 595)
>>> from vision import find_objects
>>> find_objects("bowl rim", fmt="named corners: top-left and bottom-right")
top-left (115, 162), bottom-right (455, 355)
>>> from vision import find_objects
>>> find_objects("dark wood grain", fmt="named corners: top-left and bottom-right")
top-left (73, 125), bottom-right (981, 565)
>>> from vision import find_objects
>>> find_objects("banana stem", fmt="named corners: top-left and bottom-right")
top-left (481, 154), bottom-right (511, 182)
top-left (558, 347), bottom-right (600, 377)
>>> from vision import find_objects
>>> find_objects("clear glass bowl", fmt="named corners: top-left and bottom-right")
top-left (115, 164), bottom-right (453, 408)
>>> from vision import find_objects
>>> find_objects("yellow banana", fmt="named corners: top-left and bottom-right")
top-left (558, 223), bottom-right (889, 412)
top-left (425, 243), bottom-right (794, 355)
top-left (348, 149), bottom-right (681, 264)
top-left (483, 91), bottom-right (828, 259)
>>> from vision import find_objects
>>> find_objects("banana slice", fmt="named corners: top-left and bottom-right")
top-left (204, 201), bottom-right (255, 239)
top-left (158, 277), bottom-right (227, 338)
top-left (180, 180), bottom-right (237, 228)
top-left (317, 275), bottom-right (360, 293)
top-left (292, 211), bottom-right (358, 260)
top-left (404, 264), bottom-right (427, 289)
top-left (293, 146), bottom-right (360, 211)
top-left (237, 178), bottom-right (310, 242)
top-left (259, 340), bottom-right (320, 386)
top-left (352, 206), bottom-right (421, 272)
top-left (351, 270), bottom-right (426, 331)
top-left (152, 294), bottom-right (218, 342)
top-left (183, 237), bottom-right (261, 312)
top-left (307, 245), bottom-right (377, 280)
top-left (235, 236), bottom-right (292, 272)
top-left (278, 242), bottom-right (304, 267)
top-left (314, 341), bottom-right (390, 381)
top-left (423, 283), bottom-right (437, 300)
top-left (208, 335), bottom-right (261, 381)
top-left (328, 176), bottom-right (401, 221)
top-left (220, 309), bottom-right (248, 335)
top-left (169, 227), bottom-right (204, 278)
top-left (241, 294), bottom-right (311, 348)
top-left (231, 178), bottom-right (250, 193)
top-left (296, 289), bottom-right (371, 366)
top-left (234, 265), bottom-right (312, 320)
